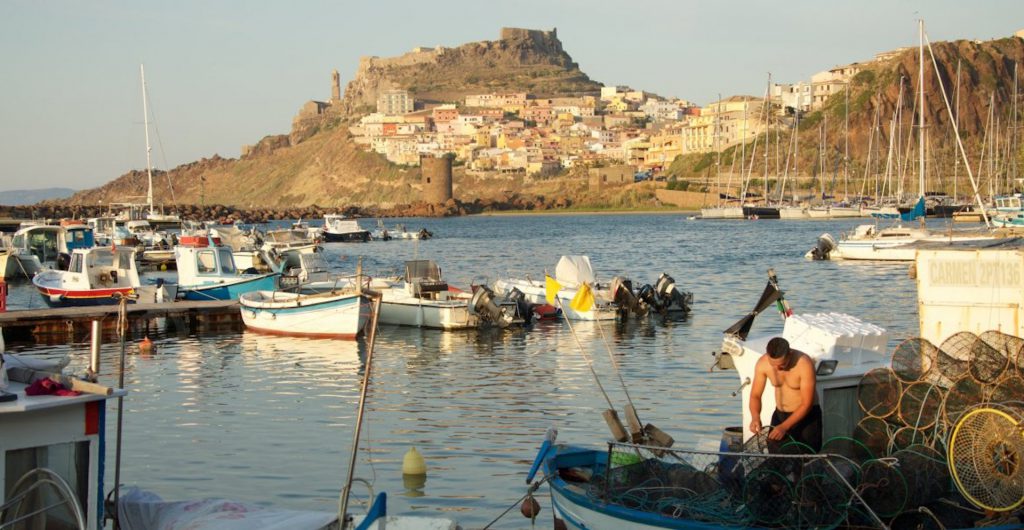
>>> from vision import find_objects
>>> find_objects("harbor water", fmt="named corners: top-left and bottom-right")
top-left (3, 214), bottom-right (922, 528)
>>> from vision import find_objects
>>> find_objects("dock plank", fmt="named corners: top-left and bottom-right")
top-left (0, 300), bottom-right (239, 325)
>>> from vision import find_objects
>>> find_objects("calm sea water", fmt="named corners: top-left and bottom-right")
top-left (5, 214), bottom-right (922, 529)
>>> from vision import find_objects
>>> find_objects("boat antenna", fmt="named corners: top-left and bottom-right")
top-left (339, 290), bottom-right (383, 528)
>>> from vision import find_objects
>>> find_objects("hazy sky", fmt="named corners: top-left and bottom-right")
top-left (1, 0), bottom-right (1020, 192)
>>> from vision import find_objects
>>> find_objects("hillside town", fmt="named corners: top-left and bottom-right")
top-left (337, 48), bottom-right (904, 183)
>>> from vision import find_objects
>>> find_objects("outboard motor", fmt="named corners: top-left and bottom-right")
top-left (506, 287), bottom-right (534, 326)
top-left (636, 284), bottom-right (657, 310)
top-left (470, 286), bottom-right (513, 328)
top-left (810, 233), bottom-right (837, 260)
top-left (419, 228), bottom-right (433, 240)
top-left (610, 276), bottom-right (647, 318)
top-left (653, 273), bottom-right (693, 315)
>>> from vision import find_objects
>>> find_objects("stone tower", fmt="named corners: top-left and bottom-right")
top-left (331, 69), bottom-right (341, 102)
top-left (420, 154), bottom-right (453, 204)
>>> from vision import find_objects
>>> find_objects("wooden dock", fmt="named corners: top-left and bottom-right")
top-left (0, 300), bottom-right (242, 343)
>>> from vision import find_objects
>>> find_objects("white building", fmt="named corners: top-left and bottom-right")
top-left (377, 89), bottom-right (414, 115)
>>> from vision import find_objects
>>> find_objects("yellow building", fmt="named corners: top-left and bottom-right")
top-left (680, 95), bottom-right (769, 155)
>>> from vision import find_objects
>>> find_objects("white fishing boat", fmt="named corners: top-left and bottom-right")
top-left (371, 220), bottom-right (433, 240)
top-left (211, 224), bottom-right (266, 271)
top-left (32, 246), bottom-right (176, 307)
top-left (6, 223), bottom-right (92, 280)
top-left (379, 259), bottom-right (521, 329)
top-left (494, 256), bottom-right (617, 321)
top-left (240, 289), bottom-right (371, 339)
top-left (322, 214), bottom-right (371, 243)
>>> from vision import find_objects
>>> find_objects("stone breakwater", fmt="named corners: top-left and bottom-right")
top-left (10, 195), bottom-right (573, 224)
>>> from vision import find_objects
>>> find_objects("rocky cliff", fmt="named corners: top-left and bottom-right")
top-left (65, 28), bottom-right (602, 209)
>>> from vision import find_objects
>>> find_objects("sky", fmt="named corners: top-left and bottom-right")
top-left (1, 0), bottom-right (1021, 192)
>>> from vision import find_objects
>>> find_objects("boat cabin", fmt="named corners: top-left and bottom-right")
top-left (994, 194), bottom-right (1022, 213)
top-left (175, 245), bottom-right (239, 286)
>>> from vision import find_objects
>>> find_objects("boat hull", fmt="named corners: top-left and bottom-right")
top-left (698, 206), bottom-right (743, 219)
top-left (179, 273), bottom-right (279, 301)
top-left (378, 297), bottom-right (477, 329)
top-left (240, 291), bottom-right (370, 339)
top-left (322, 231), bottom-right (371, 243)
top-left (493, 278), bottom-right (616, 321)
top-left (34, 285), bottom-right (136, 307)
top-left (742, 206), bottom-right (780, 219)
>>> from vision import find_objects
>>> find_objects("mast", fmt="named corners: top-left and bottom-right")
top-left (953, 59), bottom-right (961, 202)
top-left (740, 98), bottom-right (747, 203)
top-left (918, 19), bottom-right (925, 200)
top-left (764, 73), bottom-right (771, 203)
top-left (844, 82), bottom-right (850, 200)
top-left (141, 64), bottom-right (155, 216)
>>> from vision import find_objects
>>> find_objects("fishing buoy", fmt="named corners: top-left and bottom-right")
top-left (520, 496), bottom-right (541, 519)
top-left (402, 446), bottom-right (426, 476)
top-left (138, 336), bottom-right (154, 355)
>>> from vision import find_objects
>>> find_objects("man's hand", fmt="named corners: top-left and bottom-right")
top-left (768, 425), bottom-right (787, 441)
top-left (750, 418), bottom-right (762, 434)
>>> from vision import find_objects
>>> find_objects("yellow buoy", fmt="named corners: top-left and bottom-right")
top-left (138, 336), bottom-right (154, 355)
top-left (160, 263), bottom-right (167, 271)
top-left (402, 446), bottom-right (426, 475)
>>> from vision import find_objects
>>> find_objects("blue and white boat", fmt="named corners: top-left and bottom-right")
top-left (239, 289), bottom-right (371, 339)
top-left (174, 240), bottom-right (279, 301)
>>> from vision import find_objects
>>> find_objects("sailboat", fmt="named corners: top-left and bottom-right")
top-left (700, 97), bottom-right (745, 219)
top-left (138, 65), bottom-right (181, 229)
top-left (809, 21), bottom-right (994, 261)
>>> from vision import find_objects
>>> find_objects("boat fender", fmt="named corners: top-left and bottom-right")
top-left (520, 495), bottom-right (541, 519)
top-left (49, 294), bottom-right (65, 304)
top-left (525, 427), bottom-right (558, 484)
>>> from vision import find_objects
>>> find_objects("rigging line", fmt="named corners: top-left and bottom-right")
top-left (553, 295), bottom-right (615, 411)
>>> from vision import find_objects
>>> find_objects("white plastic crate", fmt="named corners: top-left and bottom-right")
top-left (783, 312), bottom-right (888, 366)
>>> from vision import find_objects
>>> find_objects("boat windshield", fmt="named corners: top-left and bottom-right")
top-left (218, 248), bottom-right (237, 274)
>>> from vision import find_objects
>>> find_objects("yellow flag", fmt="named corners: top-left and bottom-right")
top-left (570, 282), bottom-right (595, 312)
top-left (545, 275), bottom-right (562, 304)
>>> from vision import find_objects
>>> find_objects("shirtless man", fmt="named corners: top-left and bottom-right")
top-left (748, 337), bottom-right (822, 451)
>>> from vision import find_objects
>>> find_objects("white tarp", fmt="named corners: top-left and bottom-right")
top-left (554, 255), bottom-right (596, 287)
top-left (117, 487), bottom-right (336, 530)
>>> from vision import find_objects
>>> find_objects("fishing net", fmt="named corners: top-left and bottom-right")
top-left (852, 416), bottom-right (891, 459)
top-left (948, 406), bottom-right (1024, 512)
top-left (858, 458), bottom-right (909, 518)
top-left (795, 471), bottom-right (849, 530)
top-left (979, 330), bottom-right (1023, 378)
top-left (988, 372), bottom-right (1024, 405)
top-left (942, 375), bottom-right (990, 425)
top-left (898, 381), bottom-right (945, 430)
top-left (891, 426), bottom-right (928, 452)
top-left (887, 511), bottom-right (945, 530)
top-left (858, 367), bottom-right (902, 418)
top-left (967, 333), bottom-right (1010, 384)
top-left (936, 332), bottom-right (974, 384)
top-left (820, 436), bottom-right (873, 485)
top-left (890, 337), bottom-right (937, 383)
top-left (743, 466), bottom-right (794, 526)
top-left (892, 444), bottom-right (949, 510)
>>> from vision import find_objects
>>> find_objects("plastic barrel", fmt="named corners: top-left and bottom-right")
top-left (718, 426), bottom-right (745, 490)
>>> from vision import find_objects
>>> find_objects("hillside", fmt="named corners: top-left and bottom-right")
top-left (67, 28), bottom-right (602, 209)
top-left (668, 37), bottom-right (1024, 196)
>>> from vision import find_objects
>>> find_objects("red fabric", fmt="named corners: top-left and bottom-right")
top-left (24, 377), bottom-right (80, 397)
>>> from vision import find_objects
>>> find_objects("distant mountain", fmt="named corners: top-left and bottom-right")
top-left (0, 187), bottom-right (76, 206)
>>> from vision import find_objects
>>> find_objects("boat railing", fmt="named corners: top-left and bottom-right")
top-left (597, 440), bottom-right (889, 529)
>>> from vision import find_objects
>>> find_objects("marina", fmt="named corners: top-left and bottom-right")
top-left (1, 214), bottom-right (935, 528)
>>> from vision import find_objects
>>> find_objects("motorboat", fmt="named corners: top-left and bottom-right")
top-left (378, 259), bottom-right (521, 329)
top-left (321, 214), bottom-right (371, 242)
top-left (7, 223), bottom-right (92, 280)
top-left (211, 224), bottom-right (266, 271)
top-left (806, 222), bottom-right (995, 261)
top-left (494, 256), bottom-right (618, 321)
top-left (174, 241), bottom-right (279, 301)
top-left (32, 246), bottom-right (176, 307)
top-left (371, 220), bottom-right (433, 240)
top-left (239, 289), bottom-right (371, 339)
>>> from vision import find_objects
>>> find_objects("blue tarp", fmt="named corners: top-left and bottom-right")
top-left (899, 197), bottom-right (926, 221)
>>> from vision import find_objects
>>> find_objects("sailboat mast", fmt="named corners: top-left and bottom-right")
top-left (141, 64), bottom-right (155, 216)
top-left (918, 19), bottom-right (925, 200)
top-left (844, 82), bottom-right (850, 200)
